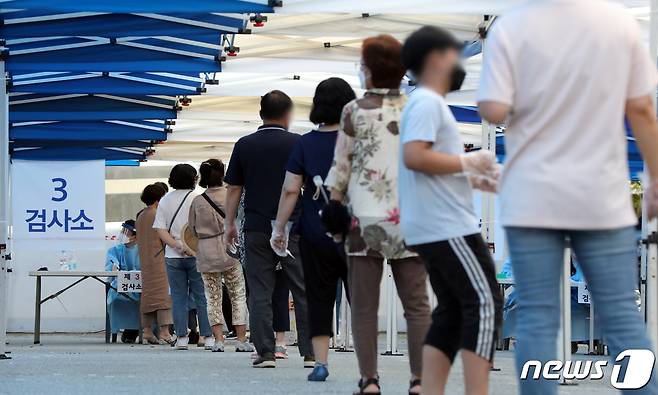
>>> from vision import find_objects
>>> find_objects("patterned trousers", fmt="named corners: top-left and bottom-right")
top-left (201, 264), bottom-right (248, 327)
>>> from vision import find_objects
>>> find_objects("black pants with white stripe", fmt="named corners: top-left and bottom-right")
top-left (413, 233), bottom-right (503, 363)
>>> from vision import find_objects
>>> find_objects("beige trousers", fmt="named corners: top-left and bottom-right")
top-left (349, 256), bottom-right (431, 378)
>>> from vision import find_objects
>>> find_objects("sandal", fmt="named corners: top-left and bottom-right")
top-left (143, 335), bottom-right (160, 345)
top-left (409, 379), bottom-right (421, 395)
top-left (353, 377), bottom-right (381, 395)
top-left (160, 337), bottom-right (176, 347)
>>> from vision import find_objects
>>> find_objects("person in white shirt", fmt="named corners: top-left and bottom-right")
top-left (400, 26), bottom-right (503, 395)
top-left (153, 164), bottom-right (213, 351)
top-left (478, 1), bottom-right (658, 394)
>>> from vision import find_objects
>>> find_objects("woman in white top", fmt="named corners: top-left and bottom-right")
top-left (153, 164), bottom-right (212, 350)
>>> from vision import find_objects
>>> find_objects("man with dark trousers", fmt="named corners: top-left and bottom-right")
top-left (224, 90), bottom-right (314, 368)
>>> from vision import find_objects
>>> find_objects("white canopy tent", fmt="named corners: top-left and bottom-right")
top-left (154, 13), bottom-right (485, 161)
top-left (156, 4), bottom-right (650, 161)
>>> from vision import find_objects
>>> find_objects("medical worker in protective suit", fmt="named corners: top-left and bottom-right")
top-left (105, 219), bottom-right (141, 343)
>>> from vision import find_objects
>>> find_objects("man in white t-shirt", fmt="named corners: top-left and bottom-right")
top-left (478, 1), bottom-right (658, 394)
top-left (399, 26), bottom-right (503, 395)
top-left (153, 164), bottom-right (213, 351)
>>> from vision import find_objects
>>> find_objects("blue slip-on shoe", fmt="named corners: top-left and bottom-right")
top-left (307, 364), bottom-right (329, 382)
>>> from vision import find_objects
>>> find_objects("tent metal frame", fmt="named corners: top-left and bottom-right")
top-left (3, 12), bottom-right (246, 34)
top-left (9, 93), bottom-right (178, 109)
top-left (7, 36), bottom-right (223, 61)
top-left (11, 71), bottom-right (207, 94)
top-left (0, 60), bottom-right (9, 359)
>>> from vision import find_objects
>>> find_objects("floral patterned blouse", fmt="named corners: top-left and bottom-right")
top-left (325, 88), bottom-right (416, 260)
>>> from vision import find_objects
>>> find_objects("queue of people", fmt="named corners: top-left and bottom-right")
top-left (102, 7), bottom-right (658, 394)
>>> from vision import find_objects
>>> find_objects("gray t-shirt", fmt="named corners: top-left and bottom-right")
top-left (399, 87), bottom-right (478, 245)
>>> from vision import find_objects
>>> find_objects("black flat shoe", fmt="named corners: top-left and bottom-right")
top-left (409, 378), bottom-right (421, 395)
top-left (188, 330), bottom-right (200, 345)
top-left (353, 377), bottom-right (381, 395)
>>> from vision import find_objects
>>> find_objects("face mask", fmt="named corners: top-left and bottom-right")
top-left (358, 68), bottom-right (369, 90)
top-left (449, 64), bottom-right (466, 92)
top-left (117, 233), bottom-right (128, 245)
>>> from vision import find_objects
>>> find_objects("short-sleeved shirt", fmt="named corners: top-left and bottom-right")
top-left (477, 0), bottom-right (658, 229)
top-left (399, 87), bottom-right (478, 245)
top-left (152, 189), bottom-right (195, 258)
top-left (286, 130), bottom-right (338, 245)
top-left (224, 124), bottom-right (301, 233)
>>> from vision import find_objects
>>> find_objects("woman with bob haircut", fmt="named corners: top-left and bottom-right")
top-left (153, 163), bottom-right (213, 350)
top-left (324, 36), bottom-right (431, 394)
top-left (136, 183), bottom-right (175, 345)
top-left (272, 77), bottom-right (356, 382)
top-left (188, 159), bottom-right (253, 353)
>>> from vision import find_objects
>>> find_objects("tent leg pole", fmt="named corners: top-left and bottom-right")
top-left (645, 0), bottom-right (658, 350)
top-left (0, 60), bottom-right (10, 360)
top-left (646, 0), bottom-right (658, 355)
top-left (558, 243), bottom-right (572, 385)
top-left (481, 121), bottom-right (497, 257)
top-left (480, 32), bottom-right (497, 263)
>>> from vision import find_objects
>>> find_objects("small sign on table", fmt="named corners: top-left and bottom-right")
top-left (577, 282), bottom-right (590, 304)
top-left (117, 271), bottom-right (142, 293)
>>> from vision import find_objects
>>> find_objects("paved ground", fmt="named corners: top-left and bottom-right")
top-left (0, 333), bottom-right (619, 394)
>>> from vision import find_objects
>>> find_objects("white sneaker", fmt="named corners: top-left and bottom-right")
top-left (212, 342), bottom-right (225, 352)
top-left (204, 336), bottom-right (215, 351)
top-left (175, 336), bottom-right (189, 350)
top-left (235, 341), bottom-right (254, 352)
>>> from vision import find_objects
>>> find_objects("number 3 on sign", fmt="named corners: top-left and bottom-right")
top-left (51, 178), bottom-right (68, 202)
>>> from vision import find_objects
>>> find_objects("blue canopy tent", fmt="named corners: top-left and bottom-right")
top-left (5, 36), bottom-right (224, 73)
top-left (9, 119), bottom-right (170, 161)
top-left (8, 94), bottom-right (179, 122)
top-left (0, 11), bottom-right (249, 39)
top-left (9, 72), bottom-right (211, 95)
top-left (11, 146), bottom-right (150, 160)
top-left (0, 0), bottom-right (278, 13)
top-left (0, 0), bottom-right (280, 358)
top-left (12, 140), bottom-right (153, 148)
top-left (0, 11), bottom-right (253, 74)
top-left (1, 11), bottom-right (250, 94)
top-left (10, 120), bottom-right (170, 141)
top-left (8, 95), bottom-right (177, 159)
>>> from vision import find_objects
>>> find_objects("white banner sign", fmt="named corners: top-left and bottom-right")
top-left (11, 160), bottom-right (105, 240)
